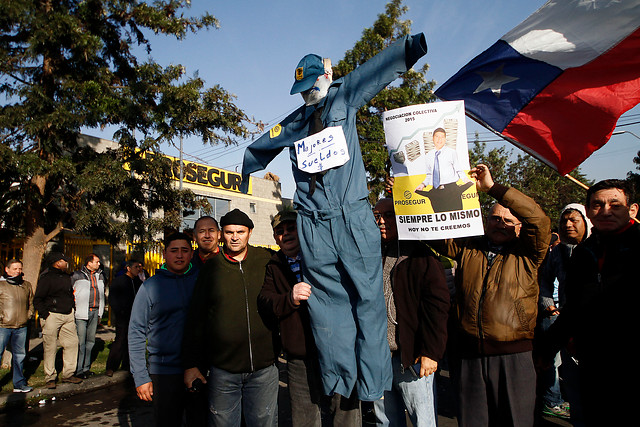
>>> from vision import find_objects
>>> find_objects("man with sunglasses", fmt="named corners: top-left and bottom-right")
top-left (258, 210), bottom-right (361, 426)
top-left (431, 164), bottom-right (551, 427)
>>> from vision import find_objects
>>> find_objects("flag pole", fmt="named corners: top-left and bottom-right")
top-left (564, 174), bottom-right (589, 190)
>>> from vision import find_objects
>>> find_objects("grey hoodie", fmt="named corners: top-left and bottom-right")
top-left (539, 203), bottom-right (592, 310)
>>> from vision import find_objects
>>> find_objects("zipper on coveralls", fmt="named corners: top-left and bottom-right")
top-left (239, 261), bottom-right (254, 371)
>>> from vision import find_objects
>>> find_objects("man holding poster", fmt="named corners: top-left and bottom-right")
top-left (432, 164), bottom-right (551, 426)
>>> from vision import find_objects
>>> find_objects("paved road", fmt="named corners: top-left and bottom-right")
top-left (0, 365), bottom-right (568, 426)
top-left (0, 377), bottom-right (152, 426)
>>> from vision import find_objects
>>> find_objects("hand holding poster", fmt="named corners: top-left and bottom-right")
top-left (383, 101), bottom-right (484, 240)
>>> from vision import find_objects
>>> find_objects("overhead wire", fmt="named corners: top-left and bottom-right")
top-left (175, 108), bottom-right (640, 170)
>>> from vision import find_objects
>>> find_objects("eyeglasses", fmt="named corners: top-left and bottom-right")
top-left (489, 215), bottom-right (521, 227)
top-left (373, 211), bottom-right (395, 222)
top-left (274, 224), bottom-right (297, 236)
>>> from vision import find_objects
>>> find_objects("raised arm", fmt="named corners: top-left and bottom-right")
top-left (341, 33), bottom-right (427, 109)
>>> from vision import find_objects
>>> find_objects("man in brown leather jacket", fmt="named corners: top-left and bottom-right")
top-left (0, 259), bottom-right (34, 392)
top-left (432, 164), bottom-right (551, 427)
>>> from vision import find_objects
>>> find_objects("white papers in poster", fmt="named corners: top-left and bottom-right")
top-left (295, 126), bottom-right (349, 174)
top-left (382, 101), bottom-right (484, 240)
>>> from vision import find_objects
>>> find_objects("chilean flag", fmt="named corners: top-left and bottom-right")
top-left (435, 0), bottom-right (640, 175)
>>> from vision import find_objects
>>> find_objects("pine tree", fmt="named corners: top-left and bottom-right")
top-left (332, 0), bottom-right (436, 202)
top-left (0, 1), bottom-right (249, 286)
top-left (469, 139), bottom-right (593, 225)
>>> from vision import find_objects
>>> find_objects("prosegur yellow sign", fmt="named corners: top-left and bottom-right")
top-left (160, 153), bottom-right (249, 194)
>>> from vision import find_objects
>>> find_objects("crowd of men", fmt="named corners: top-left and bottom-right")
top-left (1, 252), bottom-right (145, 391)
top-left (0, 167), bottom-right (637, 427)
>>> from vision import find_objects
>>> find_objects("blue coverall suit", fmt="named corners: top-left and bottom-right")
top-left (240, 33), bottom-right (427, 401)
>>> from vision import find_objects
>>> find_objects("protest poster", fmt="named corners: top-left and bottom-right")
top-left (382, 101), bottom-right (484, 240)
top-left (294, 126), bottom-right (349, 174)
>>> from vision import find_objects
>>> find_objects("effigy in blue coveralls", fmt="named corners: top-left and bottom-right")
top-left (240, 33), bottom-right (427, 401)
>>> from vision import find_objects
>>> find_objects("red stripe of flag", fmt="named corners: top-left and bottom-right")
top-left (503, 26), bottom-right (640, 175)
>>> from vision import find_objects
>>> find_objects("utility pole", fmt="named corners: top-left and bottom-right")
top-left (179, 135), bottom-right (184, 231)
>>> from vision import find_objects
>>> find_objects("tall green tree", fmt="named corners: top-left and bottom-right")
top-left (333, 0), bottom-right (436, 202)
top-left (626, 150), bottom-right (640, 202)
top-left (469, 139), bottom-right (593, 225)
top-left (0, 1), bottom-right (250, 286)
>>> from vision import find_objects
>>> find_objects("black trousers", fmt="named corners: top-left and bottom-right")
top-left (149, 373), bottom-right (208, 427)
top-left (455, 351), bottom-right (536, 427)
top-left (106, 316), bottom-right (129, 372)
top-left (150, 374), bottom-right (187, 427)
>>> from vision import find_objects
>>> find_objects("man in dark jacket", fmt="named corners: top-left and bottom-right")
top-left (0, 259), bottom-right (34, 393)
top-left (128, 233), bottom-right (198, 427)
top-left (543, 179), bottom-right (639, 426)
top-left (34, 252), bottom-right (83, 389)
top-left (431, 165), bottom-right (550, 427)
top-left (105, 259), bottom-right (142, 376)
top-left (183, 208), bottom-right (278, 427)
top-left (258, 210), bottom-right (361, 426)
top-left (537, 203), bottom-right (591, 421)
top-left (372, 198), bottom-right (450, 426)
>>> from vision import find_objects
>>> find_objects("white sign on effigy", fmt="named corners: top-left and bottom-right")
top-left (383, 101), bottom-right (484, 240)
top-left (295, 126), bottom-right (350, 173)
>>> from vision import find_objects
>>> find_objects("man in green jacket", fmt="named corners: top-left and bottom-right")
top-left (183, 208), bottom-right (277, 427)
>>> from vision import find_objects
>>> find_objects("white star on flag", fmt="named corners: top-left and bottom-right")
top-left (473, 64), bottom-right (519, 97)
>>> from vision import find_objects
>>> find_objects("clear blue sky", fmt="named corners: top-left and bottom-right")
top-left (88, 0), bottom-right (640, 198)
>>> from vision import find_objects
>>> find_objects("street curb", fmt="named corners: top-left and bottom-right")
top-left (0, 370), bottom-right (130, 411)
top-left (0, 324), bottom-right (118, 412)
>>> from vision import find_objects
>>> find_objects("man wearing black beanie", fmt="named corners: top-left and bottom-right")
top-left (183, 208), bottom-right (278, 426)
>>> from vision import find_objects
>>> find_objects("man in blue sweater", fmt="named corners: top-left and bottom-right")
top-left (128, 232), bottom-right (198, 427)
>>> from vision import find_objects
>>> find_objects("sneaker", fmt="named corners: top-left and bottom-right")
top-left (46, 380), bottom-right (57, 389)
top-left (542, 403), bottom-right (571, 419)
top-left (13, 385), bottom-right (33, 393)
top-left (78, 371), bottom-right (95, 379)
top-left (61, 375), bottom-right (83, 384)
top-left (105, 369), bottom-right (114, 377)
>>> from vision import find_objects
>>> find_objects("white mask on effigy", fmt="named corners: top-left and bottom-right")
top-left (302, 73), bottom-right (332, 106)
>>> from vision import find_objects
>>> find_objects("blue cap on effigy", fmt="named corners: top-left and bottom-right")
top-left (290, 54), bottom-right (324, 95)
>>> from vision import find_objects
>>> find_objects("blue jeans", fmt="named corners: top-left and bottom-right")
top-left (207, 364), bottom-right (278, 427)
top-left (373, 354), bottom-right (437, 427)
top-left (75, 309), bottom-right (99, 375)
top-left (0, 326), bottom-right (28, 388)
top-left (539, 314), bottom-right (564, 407)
